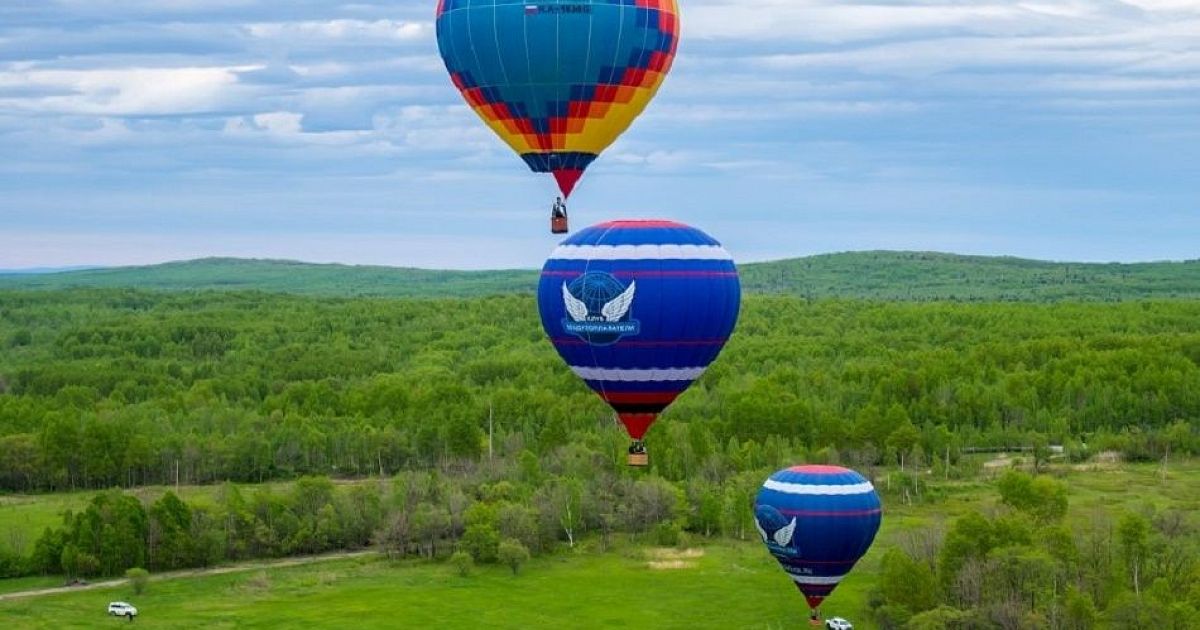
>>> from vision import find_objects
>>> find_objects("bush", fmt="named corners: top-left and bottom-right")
top-left (497, 539), bottom-right (529, 576)
top-left (125, 567), bottom-right (150, 595)
top-left (653, 522), bottom-right (681, 547)
top-left (0, 547), bottom-right (27, 578)
top-left (461, 523), bottom-right (500, 563)
top-left (450, 551), bottom-right (473, 578)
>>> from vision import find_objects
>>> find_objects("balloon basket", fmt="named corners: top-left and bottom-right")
top-left (627, 452), bottom-right (649, 467)
top-left (551, 216), bottom-right (569, 234)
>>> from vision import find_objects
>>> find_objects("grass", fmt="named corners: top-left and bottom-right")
top-left (3, 459), bottom-right (1199, 629)
top-left (0, 544), bottom-right (862, 629)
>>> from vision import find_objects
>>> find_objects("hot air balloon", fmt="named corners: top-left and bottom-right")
top-left (754, 466), bottom-right (882, 624)
top-left (435, 0), bottom-right (680, 231)
top-left (536, 220), bottom-right (740, 466)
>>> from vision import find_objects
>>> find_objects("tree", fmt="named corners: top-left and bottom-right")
top-left (125, 567), bottom-right (150, 595)
top-left (1118, 512), bottom-right (1150, 596)
top-left (148, 491), bottom-right (192, 570)
top-left (460, 523), bottom-right (499, 563)
top-left (411, 503), bottom-right (451, 558)
top-left (996, 471), bottom-right (1067, 523)
top-left (878, 548), bottom-right (938, 616)
top-left (906, 606), bottom-right (972, 630)
top-left (497, 503), bottom-right (539, 552)
top-left (497, 539), bottom-right (530, 576)
top-left (1062, 587), bottom-right (1097, 630)
top-left (887, 415), bottom-right (920, 471)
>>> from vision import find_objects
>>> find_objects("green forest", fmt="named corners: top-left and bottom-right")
top-left (2, 281), bottom-right (1200, 628)
top-left (2, 289), bottom-right (1199, 492)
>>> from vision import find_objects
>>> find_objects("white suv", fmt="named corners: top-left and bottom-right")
top-left (107, 602), bottom-right (138, 617)
top-left (825, 618), bottom-right (853, 630)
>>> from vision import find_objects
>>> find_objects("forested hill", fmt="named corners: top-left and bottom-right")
top-left (0, 258), bottom-right (535, 298)
top-left (739, 251), bottom-right (1200, 301)
top-left (1, 251), bottom-right (1198, 301)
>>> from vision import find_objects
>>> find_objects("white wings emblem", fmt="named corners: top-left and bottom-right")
top-left (754, 517), bottom-right (770, 544)
top-left (600, 280), bottom-right (636, 322)
top-left (562, 282), bottom-right (589, 322)
top-left (773, 517), bottom-right (797, 547)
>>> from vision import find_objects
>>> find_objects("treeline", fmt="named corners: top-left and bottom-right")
top-left (1, 289), bottom-right (1199, 492)
top-left (4, 253), bottom-right (1199, 301)
top-left (1, 445), bottom-right (779, 579)
top-left (871, 470), bottom-right (1200, 629)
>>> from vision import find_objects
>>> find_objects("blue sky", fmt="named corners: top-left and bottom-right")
top-left (1, 0), bottom-right (1197, 269)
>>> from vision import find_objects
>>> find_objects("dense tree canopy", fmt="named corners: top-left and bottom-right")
top-left (1, 289), bottom-right (1198, 492)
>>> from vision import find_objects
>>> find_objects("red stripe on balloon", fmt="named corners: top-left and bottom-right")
top-left (550, 337), bottom-right (729, 347)
top-left (786, 465), bottom-right (853, 475)
top-left (777, 508), bottom-right (883, 518)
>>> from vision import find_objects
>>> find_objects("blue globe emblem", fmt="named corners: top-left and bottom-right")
top-left (562, 272), bottom-right (640, 346)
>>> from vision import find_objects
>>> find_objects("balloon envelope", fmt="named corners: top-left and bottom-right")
top-left (537, 220), bottom-right (740, 440)
top-left (435, 0), bottom-right (680, 197)
top-left (754, 465), bottom-right (882, 611)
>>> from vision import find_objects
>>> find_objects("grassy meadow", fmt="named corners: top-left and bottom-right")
top-left (2, 459), bottom-right (1197, 628)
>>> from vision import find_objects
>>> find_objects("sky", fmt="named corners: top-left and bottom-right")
top-left (1, 0), bottom-right (1198, 270)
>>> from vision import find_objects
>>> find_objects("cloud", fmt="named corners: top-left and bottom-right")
top-left (0, 65), bottom-right (261, 116)
top-left (1, 0), bottom-right (1196, 268)
top-left (245, 19), bottom-right (432, 42)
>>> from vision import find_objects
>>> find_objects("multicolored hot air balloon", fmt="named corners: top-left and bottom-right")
top-left (754, 466), bottom-right (882, 623)
top-left (435, 0), bottom-right (680, 200)
top-left (536, 220), bottom-right (740, 465)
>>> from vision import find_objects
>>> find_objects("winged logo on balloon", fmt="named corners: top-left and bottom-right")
top-left (563, 281), bottom-right (635, 323)
top-left (560, 273), bottom-right (639, 345)
top-left (755, 505), bottom-right (801, 557)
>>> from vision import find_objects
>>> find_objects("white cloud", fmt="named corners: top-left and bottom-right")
top-left (245, 19), bottom-right (432, 42)
top-left (0, 66), bottom-right (261, 116)
top-left (685, 0), bottom-right (1200, 42)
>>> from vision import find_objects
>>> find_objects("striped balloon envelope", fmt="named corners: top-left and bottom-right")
top-left (536, 220), bottom-right (740, 462)
top-left (754, 466), bottom-right (882, 616)
top-left (435, 0), bottom-right (679, 198)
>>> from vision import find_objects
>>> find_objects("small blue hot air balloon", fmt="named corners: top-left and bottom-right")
top-left (537, 220), bottom-right (741, 465)
top-left (754, 465), bottom-right (882, 622)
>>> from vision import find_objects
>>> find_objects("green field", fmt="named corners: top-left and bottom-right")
top-left (2, 460), bottom-right (1197, 629)
top-left (3, 251), bottom-right (1198, 301)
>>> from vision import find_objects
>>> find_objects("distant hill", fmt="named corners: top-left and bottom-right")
top-left (739, 251), bottom-right (1200, 301)
top-left (0, 258), bottom-right (535, 298)
top-left (1, 252), bottom-right (1198, 301)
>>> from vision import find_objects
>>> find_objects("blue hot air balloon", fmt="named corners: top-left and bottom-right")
top-left (435, 0), bottom-right (680, 201)
top-left (754, 465), bottom-right (882, 622)
top-left (537, 220), bottom-right (741, 465)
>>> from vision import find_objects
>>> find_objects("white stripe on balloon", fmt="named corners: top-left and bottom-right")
top-left (787, 573), bottom-right (846, 586)
top-left (549, 244), bottom-right (732, 261)
top-left (569, 366), bottom-right (707, 382)
top-left (762, 479), bottom-right (877, 496)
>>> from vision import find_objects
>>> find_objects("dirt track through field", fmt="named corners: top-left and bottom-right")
top-left (0, 550), bottom-right (375, 602)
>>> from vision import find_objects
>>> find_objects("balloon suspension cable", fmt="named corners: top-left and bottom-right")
top-left (628, 440), bottom-right (646, 454)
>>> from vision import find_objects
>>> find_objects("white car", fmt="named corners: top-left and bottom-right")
top-left (825, 618), bottom-right (852, 630)
top-left (107, 602), bottom-right (138, 617)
